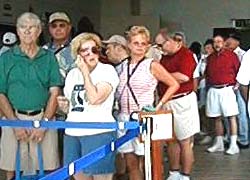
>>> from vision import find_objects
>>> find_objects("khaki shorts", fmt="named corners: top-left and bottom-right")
top-left (163, 92), bottom-right (200, 140)
top-left (0, 112), bottom-right (59, 171)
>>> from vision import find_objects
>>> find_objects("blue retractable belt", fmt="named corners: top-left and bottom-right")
top-left (0, 119), bottom-right (142, 180)
top-left (15, 142), bottom-right (45, 180)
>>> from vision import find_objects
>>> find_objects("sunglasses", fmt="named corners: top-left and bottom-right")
top-left (50, 23), bottom-right (67, 29)
top-left (132, 41), bottom-right (148, 47)
top-left (78, 46), bottom-right (100, 55)
top-left (152, 42), bottom-right (166, 49)
top-left (173, 37), bottom-right (183, 42)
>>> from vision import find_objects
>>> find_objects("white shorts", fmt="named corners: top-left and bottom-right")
top-left (117, 113), bottom-right (144, 156)
top-left (163, 92), bottom-right (200, 140)
top-left (206, 86), bottom-right (239, 117)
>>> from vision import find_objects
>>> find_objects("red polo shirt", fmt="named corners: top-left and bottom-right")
top-left (158, 47), bottom-right (196, 98)
top-left (205, 49), bottom-right (240, 85)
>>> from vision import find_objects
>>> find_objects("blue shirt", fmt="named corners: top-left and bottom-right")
top-left (43, 40), bottom-right (75, 79)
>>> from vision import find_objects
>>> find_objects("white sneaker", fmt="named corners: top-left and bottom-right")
top-left (226, 145), bottom-right (240, 155)
top-left (207, 143), bottom-right (224, 153)
top-left (166, 172), bottom-right (181, 180)
top-left (199, 136), bottom-right (212, 145)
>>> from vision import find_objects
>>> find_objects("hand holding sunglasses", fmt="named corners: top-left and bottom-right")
top-left (75, 55), bottom-right (90, 75)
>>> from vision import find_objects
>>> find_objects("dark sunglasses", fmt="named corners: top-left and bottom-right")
top-left (152, 43), bottom-right (164, 48)
top-left (78, 46), bottom-right (100, 55)
top-left (173, 37), bottom-right (183, 42)
top-left (50, 23), bottom-right (67, 29)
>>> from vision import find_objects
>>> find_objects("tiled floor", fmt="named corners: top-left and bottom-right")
top-left (191, 145), bottom-right (250, 180)
top-left (0, 144), bottom-right (250, 180)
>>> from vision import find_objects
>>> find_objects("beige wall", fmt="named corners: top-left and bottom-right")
top-left (154, 0), bottom-right (250, 45)
top-left (100, 0), bottom-right (159, 40)
top-left (1, 0), bottom-right (250, 45)
top-left (0, 0), bottom-right (101, 31)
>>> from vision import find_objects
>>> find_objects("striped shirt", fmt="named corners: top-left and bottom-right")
top-left (116, 58), bottom-right (157, 114)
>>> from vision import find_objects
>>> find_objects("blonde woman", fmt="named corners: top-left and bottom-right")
top-left (57, 33), bottom-right (119, 180)
top-left (116, 26), bottom-right (179, 180)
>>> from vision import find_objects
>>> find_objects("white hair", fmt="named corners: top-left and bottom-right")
top-left (16, 12), bottom-right (42, 29)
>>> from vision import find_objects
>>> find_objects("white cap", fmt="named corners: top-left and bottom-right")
top-left (102, 35), bottom-right (127, 47)
top-left (2, 32), bottom-right (17, 45)
top-left (49, 12), bottom-right (71, 23)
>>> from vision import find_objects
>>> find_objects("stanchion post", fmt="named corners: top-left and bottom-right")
top-left (151, 139), bottom-right (163, 180)
top-left (144, 116), bottom-right (152, 180)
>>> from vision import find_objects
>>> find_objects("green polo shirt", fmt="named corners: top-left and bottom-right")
top-left (0, 45), bottom-right (63, 111)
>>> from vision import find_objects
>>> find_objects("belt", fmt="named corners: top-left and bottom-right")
top-left (16, 109), bottom-right (43, 116)
top-left (211, 84), bottom-right (234, 89)
top-left (171, 91), bottom-right (192, 100)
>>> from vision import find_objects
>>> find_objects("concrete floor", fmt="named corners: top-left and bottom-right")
top-left (0, 143), bottom-right (250, 180)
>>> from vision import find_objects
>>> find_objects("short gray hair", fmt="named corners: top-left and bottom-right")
top-left (173, 31), bottom-right (186, 44)
top-left (16, 12), bottom-right (42, 29)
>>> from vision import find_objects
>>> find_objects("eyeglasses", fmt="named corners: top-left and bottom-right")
top-left (152, 41), bottom-right (167, 49)
top-left (132, 41), bottom-right (148, 47)
top-left (50, 23), bottom-right (67, 29)
top-left (152, 43), bottom-right (163, 48)
top-left (78, 46), bottom-right (100, 55)
top-left (173, 37), bottom-right (183, 42)
top-left (18, 25), bottom-right (38, 31)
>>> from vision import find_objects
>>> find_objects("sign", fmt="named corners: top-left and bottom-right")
top-left (232, 19), bottom-right (250, 28)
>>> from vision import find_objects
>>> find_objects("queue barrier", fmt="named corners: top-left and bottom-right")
top-left (0, 119), bottom-right (142, 180)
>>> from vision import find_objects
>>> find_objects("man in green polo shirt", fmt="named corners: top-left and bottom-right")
top-left (0, 12), bottom-right (62, 180)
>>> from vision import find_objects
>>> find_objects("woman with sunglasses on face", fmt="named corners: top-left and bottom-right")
top-left (116, 26), bottom-right (179, 180)
top-left (57, 33), bottom-right (119, 180)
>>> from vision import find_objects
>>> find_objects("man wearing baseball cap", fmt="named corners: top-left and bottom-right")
top-left (103, 35), bottom-right (128, 68)
top-left (43, 12), bottom-right (75, 165)
top-left (102, 35), bottom-right (129, 179)
top-left (43, 11), bottom-right (74, 80)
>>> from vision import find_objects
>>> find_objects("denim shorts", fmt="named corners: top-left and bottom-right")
top-left (63, 131), bottom-right (116, 175)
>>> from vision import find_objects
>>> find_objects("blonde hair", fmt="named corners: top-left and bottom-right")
top-left (126, 25), bottom-right (150, 43)
top-left (71, 32), bottom-right (102, 59)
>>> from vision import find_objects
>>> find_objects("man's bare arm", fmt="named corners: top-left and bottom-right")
top-left (0, 94), bottom-right (17, 119)
top-left (171, 72), bottom-right (190, 83)
top-left (43, 87), bottom-right (61, 120)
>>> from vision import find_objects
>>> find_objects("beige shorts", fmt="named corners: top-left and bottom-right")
top-left (163, 92), bottom-right (200, 140)
top-left (0, 112), bottom-right (59, 171)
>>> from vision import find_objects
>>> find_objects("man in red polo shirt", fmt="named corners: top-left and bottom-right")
top-left (156, 30), bottom-right (200, 180)
top-left (206, 34), bottom-right (240, 155)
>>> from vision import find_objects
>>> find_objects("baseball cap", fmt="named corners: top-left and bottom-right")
top-left (49, 12), bottom-right (71, 23)
top-left (102, 35), bottom-right (127, 47)
top-left (2, 32), bottom-right (17, 45)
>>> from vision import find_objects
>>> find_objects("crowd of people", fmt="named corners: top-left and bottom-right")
top-left (0, 10), bottom-right (250, 180)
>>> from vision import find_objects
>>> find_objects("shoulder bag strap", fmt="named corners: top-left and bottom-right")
top-left (52, 42), bottom-right (70, 55)
top-left (126, 57), bottom-right (145, 108)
